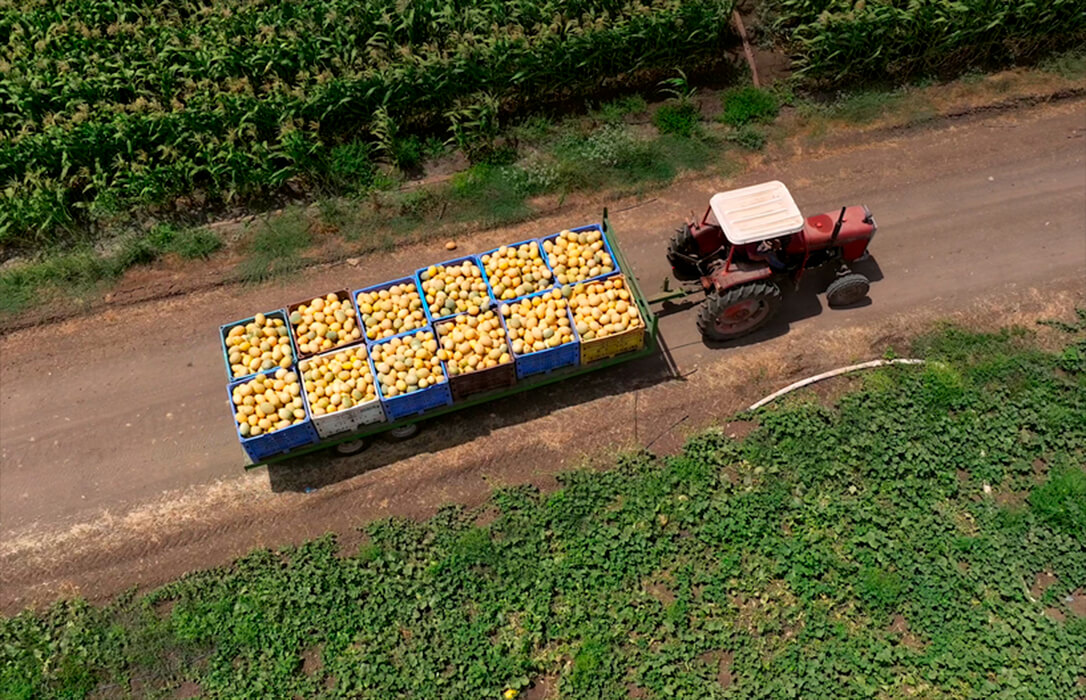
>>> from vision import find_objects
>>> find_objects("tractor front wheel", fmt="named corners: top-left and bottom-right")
top-left (666, 226), bottom-right (700, 281)
top-left (826, 272), bottom-right (870, 307)
top-left (697, 281), bottom-right (782, 341)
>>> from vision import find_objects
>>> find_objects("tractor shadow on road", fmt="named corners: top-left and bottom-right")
top-left (266, 334), bottom-right (684, 493)
top-left (669, 255), bottom-right (885, 352)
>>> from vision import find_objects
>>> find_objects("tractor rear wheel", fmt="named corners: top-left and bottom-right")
top-left (826, 272), bottom-right (870, 307)
top-left (666, 226), bottom-right (700, 281)
top-left (697, 281), bottom-right (782, 341)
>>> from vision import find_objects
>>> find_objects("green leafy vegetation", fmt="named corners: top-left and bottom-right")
top-left (719, 86), bottom-right (779, 127)
top-left (0, 0), bottom-right (735, 248)
top-left (3, 325), bottom-right (1085, 697)
top-left (726, 125), bottom-right (767, 151)
top-left (653, 103), bottom-right (701, 138)
top-left (766, 0), bottom-right (1086, 85)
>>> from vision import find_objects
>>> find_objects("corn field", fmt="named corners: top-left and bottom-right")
top-left (767, 0), bottom-right (1086, 85)
top-left (0, 0), bottom-right (735, 248)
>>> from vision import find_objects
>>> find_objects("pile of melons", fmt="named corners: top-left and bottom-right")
top-left (299, 346), bottom-right (378, 416)
top-left (290, 293), bottom-right (362, 356)
top-left (500, 289), bottom-right (575, 355)
top-left (419, 259), bottom-right (492, 319)
top-left (372, 330), bottom-right (445, 397)
top-left (569, 275), bottom-right (643, 340)
top-left (224, 312), bottom-right (294, 378)
top-left (481, 242), bottom-right (553, 300)
top-left (435, 310), bottom-right (512, 376)
top-left (356, 282), bottom-right (426, 342)
top-left (231, 368), bottom-right (305, 438)
top-left (542, 229), bottom-right (615, 284)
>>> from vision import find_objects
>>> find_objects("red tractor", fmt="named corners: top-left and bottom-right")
top-left (664, 181), bottom-right (878, 341)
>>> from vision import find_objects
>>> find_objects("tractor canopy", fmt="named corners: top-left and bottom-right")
top-left (708, 181), bottom-right (805, 246)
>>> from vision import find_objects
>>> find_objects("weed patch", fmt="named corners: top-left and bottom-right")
top-left (653, 103), bottom-right (700, 137)
top-left (720, 86), bottom-right (780, 127)
top-left (236, 213), bottom-right (313, 284)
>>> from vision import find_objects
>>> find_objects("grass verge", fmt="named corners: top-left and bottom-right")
top-left (0, 226), bottom-right (221, 315)
top-left (2, 322), bottom-right (1084, 698)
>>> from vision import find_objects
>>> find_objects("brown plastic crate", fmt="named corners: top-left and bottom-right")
top-left (447, 361), bottom-right (517, 402)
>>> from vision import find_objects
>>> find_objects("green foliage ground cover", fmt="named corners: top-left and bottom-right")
top-left (3, 323), bottom-right (1084, 698)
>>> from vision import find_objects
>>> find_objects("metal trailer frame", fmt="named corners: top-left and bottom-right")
top-left (242, 209), bottom-right (660, 469)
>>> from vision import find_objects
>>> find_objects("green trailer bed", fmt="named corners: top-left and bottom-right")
top-left (243, 211), bottom-right (659, 469)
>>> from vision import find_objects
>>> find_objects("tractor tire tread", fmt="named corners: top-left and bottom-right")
top-left (826, 273), bottom-right (870, 308)
top-left (697, 281), bottom-right (782, 341)
top-left (667, 227), bottom-right (700, 281)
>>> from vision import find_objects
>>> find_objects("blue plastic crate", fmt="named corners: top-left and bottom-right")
top-left (219, 309), bottom-right (297, 382)
top-left (352, 277), bottom-right (428, 346)
top-left (227, 368), bottom-right (319, 462)
top-left (415, 255), bottom-right (496, 324)
top-left (497, 290), bottom-right (582, 380)
top-left (371, 328), bottom-right (454, 421)
top-left (478, 238), bottom-right (557, 303)
top-left (540, 223), bottom-right (621, 285)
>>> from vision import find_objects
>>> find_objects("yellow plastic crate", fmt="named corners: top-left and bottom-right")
top-left (580, 324), bottom-right (646, 365)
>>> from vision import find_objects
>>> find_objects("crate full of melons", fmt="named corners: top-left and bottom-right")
top-left (220, 310), bottom-right (297, 381)
top-left (353, 278), bottom-right (428, 344)
top-left (299, 345), bottom-right (386, 439)
top-left (416, 256), bottom-right (495, 323)
top-left (228, 367), bottom-right (319, 461)
top-left (288, 291), bottom-right (363, 358)
top-left (569, 274), bottom-right (646, 365)
top-left (435, 308), bottom-right (516, 401)
top-left (371, 328), bottom-right (453, 421)
top-left (480, 239), bottom-right (555, 302)
top-left (499, 288), bottom-right (581, 379)
top-left (540, 225), bottom-right (619, 285)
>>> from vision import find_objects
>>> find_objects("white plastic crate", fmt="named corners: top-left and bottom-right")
top-left (309, 397), bottom-right (385, 439)
top-left (299, 347), bottom-right (387, 439)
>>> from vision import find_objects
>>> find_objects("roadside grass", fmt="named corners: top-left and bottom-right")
top-left (1038, 47), bottom-right (1086, 79)
top-left (0, 225), bottom-right (221, 314)
top-left (3, 324), bottom-right (1084, 698)
top-left (235, 211), bottom-right (313, 284)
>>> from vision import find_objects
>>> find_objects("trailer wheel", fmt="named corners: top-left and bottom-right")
top-left (666, 227), bottom-right (700, 281)
top-left (385, 424), bottom-right (419, 441)
top-left (826, 273), bottom-right (870, 307)
top-left (332, 438), bottom-right (367, 456)
top-left (697, 281), bottom-right (782, 341)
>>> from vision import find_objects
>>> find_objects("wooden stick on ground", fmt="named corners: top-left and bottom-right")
top-left (731, 10), bottom-right (761, 88)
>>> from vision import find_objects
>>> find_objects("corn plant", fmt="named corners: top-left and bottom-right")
top-left (0, 0), bottom-right (737, 248)
top-left (765, 0), bottom-right (1086, 85)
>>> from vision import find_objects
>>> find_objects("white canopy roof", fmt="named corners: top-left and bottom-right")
top-left (709, 181), bottom-right (805, 245)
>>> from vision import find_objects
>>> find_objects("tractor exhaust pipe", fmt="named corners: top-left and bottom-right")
top-left (830, 207), bottom-right (847, 243)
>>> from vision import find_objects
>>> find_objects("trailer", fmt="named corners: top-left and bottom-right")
top-left (230, 210), bottom-right (659, 468)
top-left (224, 182), bottom-right (876, 468)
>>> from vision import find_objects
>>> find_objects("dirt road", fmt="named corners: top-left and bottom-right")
top-left (1, 98), bottom-right (1084, 611)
